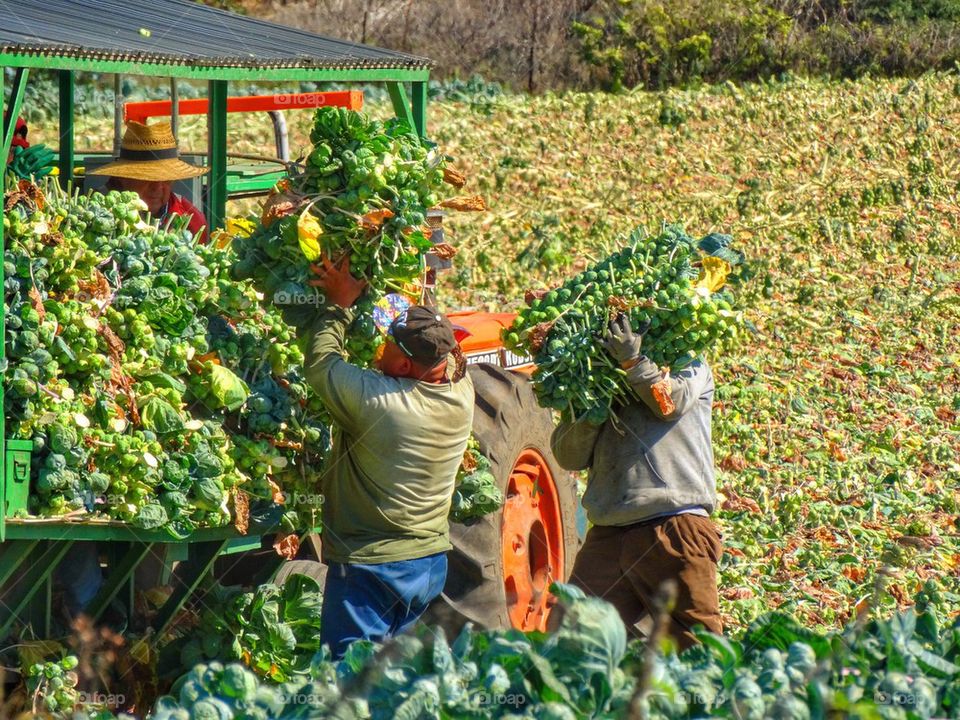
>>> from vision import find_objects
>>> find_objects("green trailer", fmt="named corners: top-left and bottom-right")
top-left (0, 0), bottom-right (434, 641)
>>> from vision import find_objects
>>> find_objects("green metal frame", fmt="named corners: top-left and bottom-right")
top-left (0, 539), bottom-right (76, 638)
top-left (387, 81), bottom-right (428, 136)
top-left (0, 40), bottom-right (430, 638)
top-left (387, 83), bottom-right (415, 130)
top-left (411, 82), bottom-right (428, 137)
top-left (2, 68), bottom-right (30, 153)
top-left (3, 521), bottom-right (252, 542)
top-left (58, 70), bottom-right (74, 184)
top-left (0, 52), bottom-right (430, 84)
top-left (0, 68), bottom-right (31, 545)
top-left (206, 80), bottom-right (228, 230)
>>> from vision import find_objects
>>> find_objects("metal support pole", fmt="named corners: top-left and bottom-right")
top-left (386, 81), bottom-right (416, 130)
top-left (206, 80), bottom-right (228, 231)
top-left (268, 110), bottom-right (289, 161)
top-left (0, 69), bottom-right (29, 537)
top-left (1, 67), bottom-right (5, 543)
top-left (58, 70), bottom-right (75, 186)
top-left (0, 540), bottom-right (38, 586)
top-left (113, 74), bottom-right (122, 157)
top-left (411, 80), bottom-right (427, 138)
top-left (0, 540), bottom-right (75, 638)
top-left (85, 541), bottom-right (154, 621)
top-left (151, 539), bottom-right (229, 638)
top-left (170, 77), bottom-right (179, 139)
top-left (2, 67), bottom-right (29, 159)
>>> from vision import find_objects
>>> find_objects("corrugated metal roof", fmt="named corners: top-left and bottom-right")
top-left (0, 0), bottom-right (431, 70)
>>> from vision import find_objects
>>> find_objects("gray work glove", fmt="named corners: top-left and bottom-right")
top-left (603, 314), bottom-right (650, 366)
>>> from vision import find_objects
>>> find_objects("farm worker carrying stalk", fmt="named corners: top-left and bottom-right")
top-left (90, 120), bottom-right (210, 243)
top-left (551, 314), bottom-right (722, 650)
top-left (286, 255), bottom-right (474, 660)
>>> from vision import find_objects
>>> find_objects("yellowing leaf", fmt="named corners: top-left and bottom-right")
top-left (144, 586), bottom-right (173, 607)
top-left (225, 216), bottom-right (256, 238)
top-left (19, 640), bottom-right (66, 668)
top-left (696, 256), bottom-right (731, 293)
top-left (215, 216), bottom-right (258, 249)
top-left (651, 372), bottom-right (675, 416)
top-left (297, 212), bottom-right (323, 261)
top-left (130, 637), bottom-right (152, 665)
top-left (360, 208), bottom-right (395, 231)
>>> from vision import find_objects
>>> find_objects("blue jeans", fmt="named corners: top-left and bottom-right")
top-left (320, 552), bottom-right (447, 660)
top-left (56, 543), bottom-right (103, 615)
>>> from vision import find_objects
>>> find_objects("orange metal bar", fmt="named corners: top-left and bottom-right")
top-left (123, 90), bottom-right (363, 123)
top-left (447, 311), bottom-right (518, 355)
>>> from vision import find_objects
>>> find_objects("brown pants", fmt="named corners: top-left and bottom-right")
top-left (570, 514), bottom-right (722, 650)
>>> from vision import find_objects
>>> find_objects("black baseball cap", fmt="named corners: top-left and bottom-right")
top-left (388, 305), bottom-right (458, 367)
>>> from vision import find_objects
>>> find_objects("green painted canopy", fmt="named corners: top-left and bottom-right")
top-left (0, 0), bottom-right (431, 78)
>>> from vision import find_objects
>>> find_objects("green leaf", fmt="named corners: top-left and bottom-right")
top-left (140, 396), bottom-right (184, 435)
top-left (523, 647), bottom-right (572, 704)
top-left (339, 640), bottom-right (377, 676)
top-left (695, 629), bottom-right (741, 670)
top-left (266, 621), bottom-right (297, 654)
top-left (204, 362), bottom-right (250, 411)
top-left (134, 503), bottom-right (169, 530)
top-left (192, 477), bottom-right (226, 513)
top-left (432, 629), bottom-right (455, 677)
top-left (544, 582), bottom-right (627, 683)
top-left (140, 371), bottom-right (187, 395)
top-left (743, 613), bottom-right (832, 659)
top-left (908, 640), bottom-right (960, 679)
top-left (281, 575), bottom-right (324, 623)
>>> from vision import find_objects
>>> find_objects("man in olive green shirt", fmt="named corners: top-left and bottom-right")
top-left (295, 257), bottom-right (474, 659)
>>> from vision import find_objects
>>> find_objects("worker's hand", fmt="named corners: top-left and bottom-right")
top-left (604, 314), bottom-right (649, 368)
top-left (308, 254), bottom-right (367, 308)
top-left (9, 144), bottom-right (56, 180)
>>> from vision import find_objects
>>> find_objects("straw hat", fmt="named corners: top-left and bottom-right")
top-left (90, 121), bottom-right (208, 181)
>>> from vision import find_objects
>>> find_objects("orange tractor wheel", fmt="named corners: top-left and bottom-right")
top-left (436, 363), bottom-right (581, 633)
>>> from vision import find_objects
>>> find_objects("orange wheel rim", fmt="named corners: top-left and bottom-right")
top-left (501, 448), bottom-right (564, 632)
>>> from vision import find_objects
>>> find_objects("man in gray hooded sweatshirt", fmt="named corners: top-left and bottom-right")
top-left (551, 315), bottom-right (722, 649)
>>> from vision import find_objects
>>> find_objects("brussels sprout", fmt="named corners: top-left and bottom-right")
top-left (768, 693), bottom-right (811, 720)
top-left (730, 676), bottom-right (765, 720)
top-left (189, 698), bottom-right (234, 720)
top-left (786, 642), bottom-right (817, 682)
top-left (219, 664), bottom-right (258, 701)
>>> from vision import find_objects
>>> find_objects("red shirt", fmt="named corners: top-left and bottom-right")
top-left (164, 193), bottom-right (209, 244)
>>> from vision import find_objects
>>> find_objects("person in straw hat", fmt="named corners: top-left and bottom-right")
top-left (91, 120), bottom-right (210, 243)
